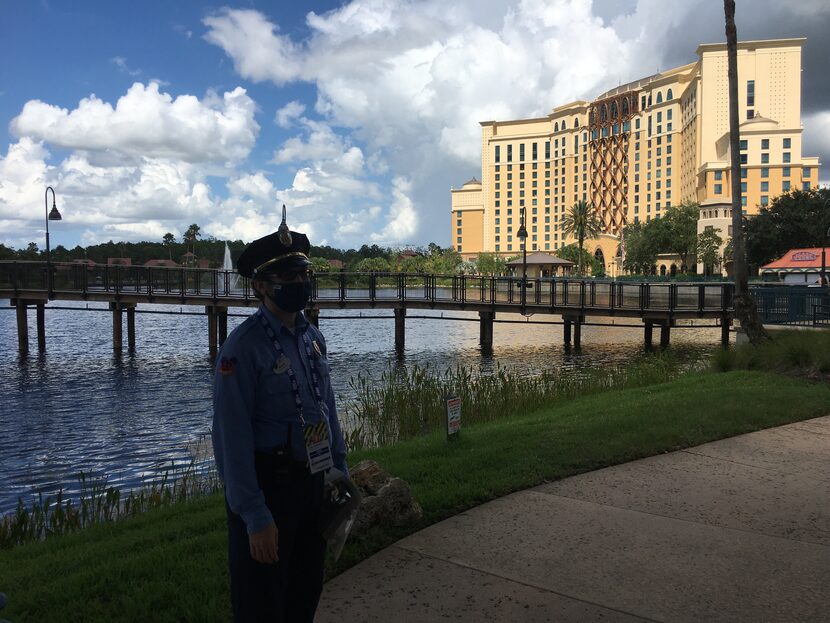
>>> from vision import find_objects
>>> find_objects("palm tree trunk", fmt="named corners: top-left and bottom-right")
top-left (724, 0), bottom-right (768, 343)
top-left (578, 233), bottom-right (584, 276)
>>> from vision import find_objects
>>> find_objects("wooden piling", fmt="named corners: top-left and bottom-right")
top-left (218, 307), bottom-right (229, 344)
top-left (644, 321), bottom-right (654, 350)
top-left (16, 301), bottom-right (29, 355)
top-left (660, 323), bottom-right (671, 348)
top-left (563, 319), bottom-right (572, 345)
top-left (394, 308), bottom-right (406, 352)
top-left (573, 318), bottom-right (582, 348)
top-left (111, 303), bottom-right (123, 352)
top-left (36, 303), bottom-right (46, 351)
top-left (479, 311), bottom-right (494, 350)
top-left (207, 306), bottom-right (218, 357)
top-left (126, 305), bottom-right (136, 351)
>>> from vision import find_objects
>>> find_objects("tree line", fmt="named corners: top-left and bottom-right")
top-left (2, 186), bottom-right (827, 276)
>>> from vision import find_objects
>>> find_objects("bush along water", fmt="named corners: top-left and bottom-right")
top-left (344, 354), bottom-right (690, 449)
top-left (0, 458), bottom-right (221, 550)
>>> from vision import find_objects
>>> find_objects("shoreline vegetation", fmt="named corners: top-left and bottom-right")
top-left (2, 331), bottom-right (830, 621)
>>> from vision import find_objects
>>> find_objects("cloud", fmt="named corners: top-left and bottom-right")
top-left (202, 0), bottom-right (830, 248)
top-left (111, 56), bottom-right (142, 77)
top-left (10, 82), bottom-right (259, 164)
top-left (202, 9), bottom-right (303, 85)
top-left (275, 100), bottom-right (306, 128)
top-left (370, 177), bottom-right (417, 243)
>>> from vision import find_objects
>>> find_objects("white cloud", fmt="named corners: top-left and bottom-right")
top-left (370, 177), bottom-right (417, 243)
top-left (10, 82), bottom-right (259, 164)
top-left (202, 9), bottom-right (303, 85)
top-left (111, 56), bottom-right (142, 77)
top-left (275, 100), bottom-right (306, 128)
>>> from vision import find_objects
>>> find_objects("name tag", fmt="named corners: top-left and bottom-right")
top-left (304, 422), bottom-right (334, 474)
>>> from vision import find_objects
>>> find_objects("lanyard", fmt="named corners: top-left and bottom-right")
top-left (256, 310), bottom-right (325, 425)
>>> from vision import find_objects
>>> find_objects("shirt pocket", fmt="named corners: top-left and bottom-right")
top-left (265, 370), bottom-right (294, 395)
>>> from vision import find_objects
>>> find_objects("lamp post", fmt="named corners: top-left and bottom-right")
top-left (44, 186), bottom-right (62, 298)
top-left (821, 225), bottom-right (830, 287)
top-left (517, 207), bottom-right (528, 310)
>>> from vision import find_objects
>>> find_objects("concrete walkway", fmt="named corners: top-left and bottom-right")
top-left (317, 416), bottom-right (830, 622)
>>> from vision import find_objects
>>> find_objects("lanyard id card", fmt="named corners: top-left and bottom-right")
top-left (304, 422), bottom-right (334, 474)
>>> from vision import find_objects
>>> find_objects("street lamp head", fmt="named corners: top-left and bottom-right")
top-left (517, 225), bottom-right (527, 240)
top-left (48, 204), bottom-right (62, 221)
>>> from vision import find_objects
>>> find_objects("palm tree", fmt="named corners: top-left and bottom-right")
top-left (162, 232), bottom-right (175, 261)
top-left (561, 200), bottom-right (603, 276)
top-left (724, 0), bottom-right (768, 342)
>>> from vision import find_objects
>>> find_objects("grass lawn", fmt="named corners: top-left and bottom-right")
top-left (1, 370), bottom-right (829, 622)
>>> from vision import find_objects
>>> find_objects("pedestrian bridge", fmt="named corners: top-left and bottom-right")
top-left (2, 261), bottom-right (735, 354)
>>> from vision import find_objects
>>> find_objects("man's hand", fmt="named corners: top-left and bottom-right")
top-left (249, 522), bottom-right (279, 564)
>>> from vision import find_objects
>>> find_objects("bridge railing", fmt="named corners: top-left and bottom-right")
top-left (0, 261), bottom-right (735, 314)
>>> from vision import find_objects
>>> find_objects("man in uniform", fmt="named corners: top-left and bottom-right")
top-left (212, 214), bottom-right (348, 622)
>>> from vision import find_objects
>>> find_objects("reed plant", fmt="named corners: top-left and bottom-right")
top-left (712, 329), bottom-right (830, 376)
top-left (0, 458), bottom-right (221, 550)
top-left (344, 354), bottom-right (689, 449)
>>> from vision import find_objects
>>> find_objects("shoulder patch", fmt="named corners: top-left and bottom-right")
top-left (218, 356), bottom-right (237, 376)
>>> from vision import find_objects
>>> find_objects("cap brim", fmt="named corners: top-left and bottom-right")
top-left (259, 255), bottom-right (312, 274)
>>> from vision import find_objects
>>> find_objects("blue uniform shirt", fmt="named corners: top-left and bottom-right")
top-left (212, 304), bottom-right (348, 534)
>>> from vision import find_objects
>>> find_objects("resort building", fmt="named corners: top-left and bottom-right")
top-left (450, 38), bottom-right (820, 273)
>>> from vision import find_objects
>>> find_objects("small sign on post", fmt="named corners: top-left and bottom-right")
top-left (446, 394), bottom-right (461, 440)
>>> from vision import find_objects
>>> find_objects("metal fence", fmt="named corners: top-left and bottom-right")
top-left (0, 262), bottom-right (738, 316)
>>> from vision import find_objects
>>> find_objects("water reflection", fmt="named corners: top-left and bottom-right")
top-left (0, 301), bottom-right (726, 515)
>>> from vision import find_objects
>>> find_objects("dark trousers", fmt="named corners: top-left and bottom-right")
top-left (226, 461), bottom-right (326, 623)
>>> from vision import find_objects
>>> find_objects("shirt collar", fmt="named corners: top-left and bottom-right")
top-left (259, 303), bottom-right (308, 336)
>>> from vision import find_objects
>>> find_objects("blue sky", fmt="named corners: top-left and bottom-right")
top-left (2, 0), bottom-right (829, 252)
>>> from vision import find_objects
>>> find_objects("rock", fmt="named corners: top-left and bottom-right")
top-left (350, 459), bottom-right (391, 495)
top-left (349, 461), bottom-right (422, 538)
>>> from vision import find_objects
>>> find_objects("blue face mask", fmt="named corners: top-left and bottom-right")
top-left (270, 280), bottom-right (312, 313)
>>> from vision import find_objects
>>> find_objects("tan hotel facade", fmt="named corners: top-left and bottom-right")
top-left (451, 38), bottom-right (820, 273)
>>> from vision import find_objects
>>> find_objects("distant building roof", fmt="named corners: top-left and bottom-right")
top-left (327, 259), bottom-right (345, 269)
top-left (72, 259), bottom-right (96, 267)
top-left (144, 259), bottom-right (178, 267)
top-left (506, 252), bottom-right (575, 266)
top-left (107, 257), bottom-right (132, 266)
top-left (461, 177), bottom-right (481, 187)
top-left (761, 248), bottom-right (825, 271)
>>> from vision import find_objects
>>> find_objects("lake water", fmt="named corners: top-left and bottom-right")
top-left (0, 298), bottom-right (728, 515)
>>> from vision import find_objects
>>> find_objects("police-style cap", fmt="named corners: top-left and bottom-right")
top-left (237, 206), bottom-right (312, 278)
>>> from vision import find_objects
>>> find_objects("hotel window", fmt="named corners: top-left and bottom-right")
top-left (495, 245), bottom-right (500, 252)
top-left (739, 140), bottom-right (747, 150)
top-left (667, 123), bottom-right (672, 132)
top-left (741, 168), bottom-right (747, 179)
top-left (783, 181), bottom-right (791, 191)
top-left (761, 167), bottom-right (769, 178)
top-left (761, 153), bottom-right (769, 164)
top-left (804, 168), bottom-right (811, 178)
top-left (741, 182), bottom-right (747, 193)
top-left (746, 80), bottom-right (755, 107)
top-left (495, 146), bottom-right (500, 163)
top-left (545, 142), bottom-right (550, 159)
top-left (667, 109), bottom-right (672, 120)
top-left (761, 139), bottom-right (769, 150)
top-left (783, 167), bottom-right (791, 177)
top-left (761, 196), bottom-right (769, 206)
top-left (495, 201), bottom-right (500, 207)
top-left (783, 152), bottom-right (791, 163)
top-left (457, 219), bottom-right (462, 226)
top-left (747, 109), bottom-right (754, 119)
top-left (519, 144), bottom-right (525, 161)
top-left (783, 138), bottom-right (791, 149)
top-left (532, 143), bottom-right (537, 160)
top-left (761, 181), bottom-right (769, 192)
top-left (803, 182), bottom-right (811, 191)
top-left (714, 184), bottom-right (722, 195)
top-left (714, 171), bottom-right (722, 181)
top-left (741, 197), bottom-right (747, 207)
top-left (456, 228), bottom-right (461, 235)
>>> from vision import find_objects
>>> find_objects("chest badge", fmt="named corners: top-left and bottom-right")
top-left (273, 354), bottom-right (291, 374)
